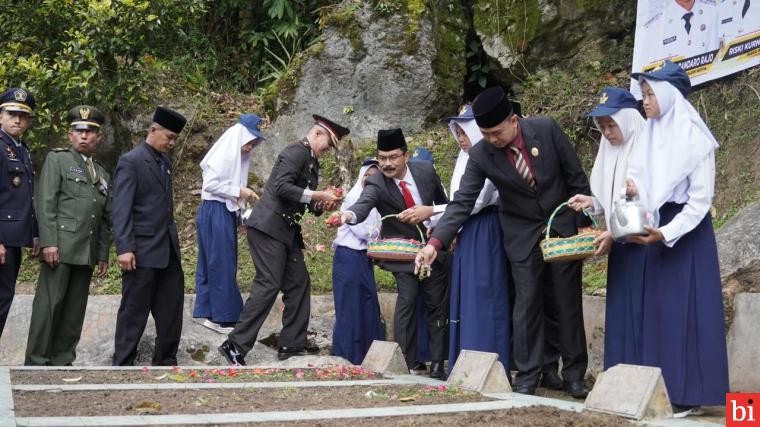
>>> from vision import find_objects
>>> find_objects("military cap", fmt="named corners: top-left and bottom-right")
top-left (152, 107), bottom-right (187, 133)
top-left (587, 87), bottom-right (639, 117)
top-left (631, 60), bottom-right (691, 98)
top-left (472, 86), bottom-right (513, 128)
top-left (377, 128), bottom-right (407, 152)
top-left (68, 105), bottom-right (105, 130)
top-left (0, 88), bottom-right (35, 115)
top-left (312, 114), bottom-right (349, 148)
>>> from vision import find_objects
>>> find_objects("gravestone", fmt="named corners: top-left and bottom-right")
top-left (447, 350), bottom-right (511, 393)
top-left (584, 364), bottom-right (672, 420)
top-left (360, 340), bottom-right (408, 375)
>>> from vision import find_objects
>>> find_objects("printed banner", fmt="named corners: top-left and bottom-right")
top-left (631, 0), bottom-right (759, 97)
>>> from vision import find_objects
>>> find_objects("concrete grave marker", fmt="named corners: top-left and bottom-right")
top-left (360, 340), bottom-right (408, 375)
top-left (584, 364), bottom-right (673, 420)
top-left (447, 350), bottom-right (511, 393)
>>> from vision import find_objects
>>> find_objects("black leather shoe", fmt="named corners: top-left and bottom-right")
top-left (277, 346), bottom-right (308, 360)
top-left (562, 380), bottom-right (589, 399)
top-left (304, 340), bottom-right (320, 354)
top-left (539, 371), bottom-right (563, 390)
top-left (218, 340), bottom-right (247, 366)
top-left (429, 361), bottom-right (446, 380)
top-left (410, 361), bottom-right (427, 375)
top-left (513, 384), bottom-right (536, 395)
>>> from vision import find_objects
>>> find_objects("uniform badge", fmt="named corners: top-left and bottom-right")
top-left (80, 107), bottom-right (90, 119)
top-left (599, 93), bottom-right (608, 104)
top-left (531, 147), bottom-right (539, 157)
top-left (98, 176), bottom-right (108, 196)
top-left (13, 89), bottom-right (27, 102)
top-left (12, 176), bottom-right (21, 187)
top-left (5, 145), bottom-right (17, 160)
top-left (69, 166), bottom-right (85, 175)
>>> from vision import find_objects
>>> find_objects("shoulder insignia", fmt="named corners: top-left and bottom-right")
top-left (52, 148), bottom-right (68, 152)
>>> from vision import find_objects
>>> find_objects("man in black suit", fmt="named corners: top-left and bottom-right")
top-left (416, 87), bottom-right (591, 397)
top-left (339, 128), bottom-right (449, 379)
top-left (218, 115), bottom-right (346, 366)
top-left (112, 107), bottom-right (187, 366)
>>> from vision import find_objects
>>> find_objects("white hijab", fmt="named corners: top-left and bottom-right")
top-left (341, 163), bottom-right (378, 210)
top-left (626, 78), bottom-right (718, 226)
top-left (448, 119), bottom-right (499, 212)
top-left (200, 123), bottom-right (257, 212)
top-left (589, 108), bottom-right (646, 230)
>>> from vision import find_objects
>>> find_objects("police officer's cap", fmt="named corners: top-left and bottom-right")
top-left (152, 107), bottom-right (187, 133)
top-left (472, 87), bottom-right (514, 128)
top-left (0, 88), bottom-right (35, 116)
top-left (312, 114), bottom-right (349, 148)
top-left (68, 105), bottom-right (105, 130)
top-left (587, 87), bottom-right (639, 117)
top-left (631, 60), bottom-right (691, 98)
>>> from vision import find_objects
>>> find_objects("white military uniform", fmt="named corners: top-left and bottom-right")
top-left (646, 0), bottom-right (720, 60)
top-left (719, 0), bottom-right (758, 44)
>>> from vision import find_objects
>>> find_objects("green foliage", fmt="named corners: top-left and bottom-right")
top-left (0, 0), bottom-right (205, 147)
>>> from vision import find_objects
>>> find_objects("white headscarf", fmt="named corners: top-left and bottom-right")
top-left (626, 78), bottom-right (718, 226)
top-left (448, 119), bottom-right (499, 212)
top-left (333, 163), bottom-right (381, 250)
top-left (341, 162), bottom-right (379, 210)
top-left (200, 123), bottom-right (257, 212)
top-left (589, 108), bottom-right (646, 230)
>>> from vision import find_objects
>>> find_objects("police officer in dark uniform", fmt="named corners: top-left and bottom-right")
top-left (0, 87), bottom-right (40, 339)
top-left (111, 107), bottom-right (186, 366)
top-left (218, 115), bottom-right (346, 366)
top-left (25, 105), bottom-right (112, 365)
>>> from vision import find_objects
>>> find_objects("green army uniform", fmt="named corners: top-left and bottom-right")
top-left (25, 106), bottom-right (112, 366)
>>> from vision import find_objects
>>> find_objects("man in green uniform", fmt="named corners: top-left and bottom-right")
top-left (25, 105), bottom-right (112, 366)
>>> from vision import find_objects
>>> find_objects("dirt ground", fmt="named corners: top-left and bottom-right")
top-left (13, 384), bottom-right (487, 417)
top-left (200, 406), bottom-right (630, 427)
top-left (11, 366), bottom-right (380, 385)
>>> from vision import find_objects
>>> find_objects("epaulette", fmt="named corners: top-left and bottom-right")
top-left (52, 147), bottom-right (68, 152)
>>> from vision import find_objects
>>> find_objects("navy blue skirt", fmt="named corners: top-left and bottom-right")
top-left (604, 241), bottom-right (646, 369)
top-left (448, 208), bottom-right (511, 373)
top-left (331, 246), bottom-right (386, 365)
top-left (193, 200), bottom-right (244, 323)
top-left (641, 202), bottom-right (729, 406)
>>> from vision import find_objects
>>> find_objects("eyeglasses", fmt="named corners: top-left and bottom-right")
top-left (377, 153), bottom-right (404, 163)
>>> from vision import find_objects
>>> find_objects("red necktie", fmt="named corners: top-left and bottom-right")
top-left (398, 181), bottom-right (416, 208)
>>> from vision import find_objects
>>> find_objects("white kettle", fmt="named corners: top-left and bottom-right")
top-left (610, 197), bottom-right (653, 241)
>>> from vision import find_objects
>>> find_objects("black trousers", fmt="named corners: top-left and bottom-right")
top-left (228, 227), bottom-right (311, 355)
top-left (392, 258), bottom-right (449, 368)
top-left (0, 246), bottom-right (22, 337)
top-left (510, 242), bottom-right (587, 387)
top-left (112, 246), bottom-right (184, 366)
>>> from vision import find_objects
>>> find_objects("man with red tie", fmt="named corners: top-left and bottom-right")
top-left (340, 128), bottom-right (449, 379)
top-left (416, 87), bottom-right (592, 397)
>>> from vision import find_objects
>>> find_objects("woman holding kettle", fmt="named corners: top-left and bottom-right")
top-left (567, 87), bottom-right (647, 371)
top-left (623, 61), bottom-right (728, 418)
top-left (193, 114), bottom-right (264, 334)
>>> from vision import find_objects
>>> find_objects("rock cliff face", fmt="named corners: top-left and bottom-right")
top-left (254, 0), bottom-right (469, 179)
top-left (472, 0), bottom-right (636, 81)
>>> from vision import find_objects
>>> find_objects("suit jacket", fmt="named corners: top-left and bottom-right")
top-left (0, 130), bottom-right (37, 247)
top-left (433, 117), bottom-right (591, 262)
top-left (37, 148), bottom-right (112, 266)
top-left (347, 160), bottom-right (449, 272)
top-left (112, 142), bottom-right (180, 269)
top-left (246, 141), bottom-right (321, 247)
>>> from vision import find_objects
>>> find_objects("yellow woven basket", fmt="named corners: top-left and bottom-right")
top-left (540, 202), bottom-right (601, 263)
top-left (367, 214), bottom-right (426, 262)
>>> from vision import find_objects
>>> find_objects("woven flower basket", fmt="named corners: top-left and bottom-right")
top-left (367, 214), bottom-right (426, 261)
top-left (540, 202), bottom-right (601, 263)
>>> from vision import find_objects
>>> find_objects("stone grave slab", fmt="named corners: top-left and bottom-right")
top-left (447, 350), bottom-right (511, 393)
top-left (584, 364), bottom-right (672, 420)
top-left (360, 340), bottom-right (408, 375)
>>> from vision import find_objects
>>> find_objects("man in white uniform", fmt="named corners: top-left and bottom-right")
top-left (646, 0), bottom-right (720, 60)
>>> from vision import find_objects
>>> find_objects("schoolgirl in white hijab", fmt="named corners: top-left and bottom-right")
top-left (331, 159), bottom-right (385, 364)
top-left (194, 114), bottom-right (265, 334)
top-left (626, 61), bottom-right (728, 418)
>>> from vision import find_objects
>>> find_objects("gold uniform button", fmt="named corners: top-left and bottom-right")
top-left (60, 225), bottom-right (65, 229)
top-left (93, 199), bottom-right (96, 202)
top-left (91, 214), bottom-right (95, 218)
top-left (89, 231), bottom-right (93, 235)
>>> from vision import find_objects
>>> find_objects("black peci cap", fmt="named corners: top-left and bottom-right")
top-left (472, 86), bottom-right (513, 128)
top-left (152, 107), bottom-right (187, 133)
top-left (377, 128), bottom-right (407, 152)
